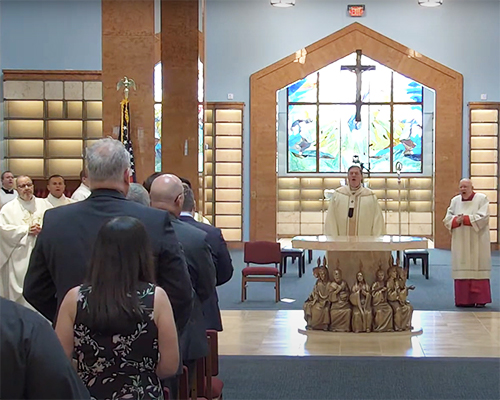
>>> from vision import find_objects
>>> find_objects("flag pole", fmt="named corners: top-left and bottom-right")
top-left (117, 77), bottom-right (137, 182)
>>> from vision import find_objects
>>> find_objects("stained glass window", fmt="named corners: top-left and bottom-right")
top-left (286, 53), bottom-right (424, 173)
top-left (154, 63), bottom-right (162, 172)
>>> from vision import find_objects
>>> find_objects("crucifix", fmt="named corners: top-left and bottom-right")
top-left (341, 49), bottom-right (375, 122)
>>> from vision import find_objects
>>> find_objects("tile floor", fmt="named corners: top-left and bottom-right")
top-left (219, 310), bottom-right (500, 358)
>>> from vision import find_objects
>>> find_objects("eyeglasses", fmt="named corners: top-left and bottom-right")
top-left (17, 183), bottom-right (33, 189)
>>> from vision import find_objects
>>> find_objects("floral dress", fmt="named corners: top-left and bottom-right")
top-left (74, 283), bottom-right (163, 400)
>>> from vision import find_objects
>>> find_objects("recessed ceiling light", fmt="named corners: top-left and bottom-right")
top-left (271, 0), bottom-right (296, 8)
top-left (418, 0), bottom-right (443, 7)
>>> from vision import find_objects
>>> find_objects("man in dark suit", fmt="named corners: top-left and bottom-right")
top-left (1, 297), bottom-right (90, 400)
top-left (179, 183), bottom-right (234, 331)
top-left (150, 174), bottom-right (216, 376)
top-left (23, 138), bottom-right (193, 332)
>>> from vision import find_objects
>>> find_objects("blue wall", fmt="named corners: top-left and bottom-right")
top-left (1, 0), bottom-right (101, 70)
top-left (1, 0), bottom-right (499, 240)
top-left (206, 0), bottom-right (500, 240)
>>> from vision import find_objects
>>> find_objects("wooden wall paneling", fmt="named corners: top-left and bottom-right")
top-left (250, 23), bottom-right (463, 249)
top-left (102, 0), bottom-right (156, 184)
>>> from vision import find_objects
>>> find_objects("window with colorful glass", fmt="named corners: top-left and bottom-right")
top-left (287, 53), bottom-right (424, 173)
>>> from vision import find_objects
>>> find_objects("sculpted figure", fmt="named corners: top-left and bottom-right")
top-left (349, 270), bottom-right (372, 333)
top-left (303, 258), bottom-right (330, 330)
top-left (387, 266), bottom-right (414, 331)
top-left (328, 263), bottom-right (352, 332)
top-left (371, 267), bottom-right (393, 332)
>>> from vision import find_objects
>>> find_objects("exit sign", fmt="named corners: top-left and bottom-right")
top-left (348, 5), bottom-right (365, 17)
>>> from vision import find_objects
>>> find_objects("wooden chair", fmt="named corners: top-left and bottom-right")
top-left (194, 331), bottom-right (224, 400)
top-left (241, 241), bottom-right (281, 302)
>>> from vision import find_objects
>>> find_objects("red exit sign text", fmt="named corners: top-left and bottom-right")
top-left (348, 5), bottom-right (365, 17)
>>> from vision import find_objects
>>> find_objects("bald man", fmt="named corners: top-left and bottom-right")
top-left (444, 179), bottom-right (492, 307)
top-left (151, 174), bottom-right (216, 376)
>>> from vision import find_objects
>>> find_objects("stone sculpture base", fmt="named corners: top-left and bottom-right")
top-left (298, 326), bottom-right (423, 337)
top-left (327, 250), bottom-right (392, 288)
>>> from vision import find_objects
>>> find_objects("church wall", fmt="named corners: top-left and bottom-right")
top-left (206, 0), bottom-right (500, 240)
top-left (0, 0), bottom-right (101, 176)
top-left (0, 0), bottom-right (102, 71)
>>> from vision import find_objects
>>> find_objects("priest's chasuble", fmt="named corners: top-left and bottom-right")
top-left (325, 185), bottom-right (385, 237)
top-left (45, 193), bottom-right (74, 208)
top-left (0, 197), bottom-right (51, 306)
top-left (325, 185), bottom-right (388, 286)
top-left (443, 193), bottom-right (491, 280)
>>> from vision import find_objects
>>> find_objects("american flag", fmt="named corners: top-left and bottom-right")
top-left (119, 99), bottom-right (136, 182)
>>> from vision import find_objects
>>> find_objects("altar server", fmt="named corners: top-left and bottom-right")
top-left (443, 178), bottom-right (491, 307)
top-left (0, 171), bottom-right (17, 209)
top-left (71, 169), bottom-right (91, 201)
top-left (0, 175), bottom-right (51, 306)
top-left (45, 175), bottom-right (74, 207)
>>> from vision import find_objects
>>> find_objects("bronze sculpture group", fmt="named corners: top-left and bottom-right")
top-left (304, 258), bottom-right (415, 333)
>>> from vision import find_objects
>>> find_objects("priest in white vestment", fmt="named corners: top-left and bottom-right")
top-left (443, 179), bottom-right (491, 307)
top-left (325, 165), bottom-right (388, 285)
top-left (0, 171), bottom-right (18, 209)
top-left (0, 175), bottom-right (51, 306)
top-left (70, 169), bottom-right (91, 202)
top-left (44, 175), bottom-right (74, 208)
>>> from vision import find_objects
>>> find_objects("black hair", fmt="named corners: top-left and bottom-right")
top-left (47, 174), bottom-right (64, 183)
top-left (179, 177), bottom-right (192, 188)
top-left (85, 216), bottom-right (155, 333)
top-left (143, 172), bottom-right (163, 193)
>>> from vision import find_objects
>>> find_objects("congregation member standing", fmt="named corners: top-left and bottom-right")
top-left (1, 297), bottom-right (90, 400)
top-left (179, 183), bottom-right (234, 331)
top-left (126, 182), bottom-right (151, 206)
top-left (0, 171), bottom-right (17, 209)
top-left (45, 174), bottom-right (74, 207)
top-left (71, 169), bottom-right (91, 201)
top-left (55, 217), bottom-right (179, 399)
top-left (443, 178), bottom-right (492, 307)
top-left (24, 138), bottom-right (193, 332)
top-left (0, 175), bottom-right (51, 306)
top-left (150, 174), bottom-right (216, 379)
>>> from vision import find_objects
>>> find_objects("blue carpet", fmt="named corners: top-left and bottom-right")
top-left (219, 355), bottom-right (500, 400)
top-left (218, 249), bottom-right (499, 311)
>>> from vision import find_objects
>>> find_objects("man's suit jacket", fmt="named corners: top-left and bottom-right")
top-left (179, 214), bottom-right (234, 331)
top-left (171, 217), bottom-right (216, 361)
top-left (23, 189), bottom-right (193, 331)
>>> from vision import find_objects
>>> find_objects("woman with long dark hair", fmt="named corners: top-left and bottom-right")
top-left (56, 216), bottom-right (179, 399)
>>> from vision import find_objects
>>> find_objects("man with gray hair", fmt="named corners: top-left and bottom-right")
top-left (24, 138), bottom-right (193, 330)
top-left (126, 182), bottom-right (151, 206)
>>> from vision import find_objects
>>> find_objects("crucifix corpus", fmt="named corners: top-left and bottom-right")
top-left (341, 49), bottom-right (375, 122)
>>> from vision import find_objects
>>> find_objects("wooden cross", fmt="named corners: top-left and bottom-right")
top-left (341, 49), bottom-right (375, 122)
